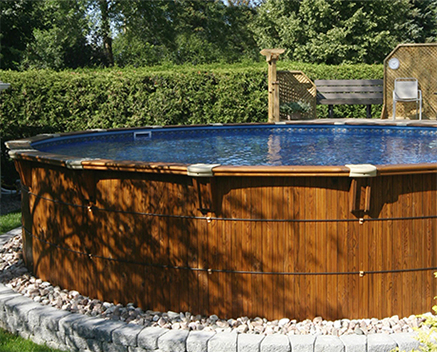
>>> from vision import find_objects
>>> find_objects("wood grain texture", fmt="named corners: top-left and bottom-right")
top-left (18, 161), bottom-right (437, 321)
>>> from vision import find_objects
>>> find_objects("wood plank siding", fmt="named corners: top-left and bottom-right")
top-left (16, 159), bottom-right (437, 321)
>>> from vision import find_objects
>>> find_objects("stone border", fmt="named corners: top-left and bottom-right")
top-left (0, 229), bottom-right (422, 352)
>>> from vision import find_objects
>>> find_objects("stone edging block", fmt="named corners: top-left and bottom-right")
top-left (289, 334), bottom-right (316, 352)
top-left (137, 326), bottom-right (168, 350)
top-left (208, 331), bottom-right (239, 352)
top-left (340, 334), bottom-right (367, 352)
top-left (159, 329), bottom-right (190, 352)
top-left (390, 333), bottom-right (420, 352)
top-left (262, 334), bottom-right (291, 352)
top-left (368, 334), bottom-right (397, 352)
top-left (0, 277), bottom-right (423, 352)
top-left (315, 335), bottom-right (345, 352)
top-left (238, 333), bottom-right (265, 352)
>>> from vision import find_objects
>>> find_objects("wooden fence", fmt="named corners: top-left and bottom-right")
top-left (383, 43), bottom-right (437, 120)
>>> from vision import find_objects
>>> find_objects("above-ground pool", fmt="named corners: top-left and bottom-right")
top-left (7, 120), bottom-right (437, 321)
top-left (33, 124), bottom-right (437, 166)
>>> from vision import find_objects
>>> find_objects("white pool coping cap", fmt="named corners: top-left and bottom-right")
top-left (187, 163), bottom-right (221, 177)
top-left (345, 164), bottom-right (377, 177)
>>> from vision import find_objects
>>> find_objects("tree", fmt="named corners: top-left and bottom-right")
top-left (0, 0), bottom-right (43, 70)
top-left (86, 0), bottom-right (119, 67)
top-left (170, 0), bottom-right (242, 64)
top-left (225, 0), bottom-right (261, 7)
top-left (112, 0), bottom-right (258, 66)
top-left (405, 0), bottom-right (437, 43)
top-left (22, 0), bottom-right (96, 70)
top-left (8, 0), bottom-right (121, 70)
top-left (112, 0), bottom-right (177, 66)
top-left (250, 0), bottom-right (437, 65)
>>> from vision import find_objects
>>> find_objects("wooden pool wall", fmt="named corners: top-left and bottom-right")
top-left (8, 124), bottom-right (437, 321)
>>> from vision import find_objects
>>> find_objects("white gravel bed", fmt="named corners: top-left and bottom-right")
top-left (0, 233), bottom-right (434, 336)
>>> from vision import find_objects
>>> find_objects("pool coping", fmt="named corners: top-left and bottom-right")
top-left (0, 228), bottom-right (423, 352)
top-left (6, 119), bottom-right (437, 178)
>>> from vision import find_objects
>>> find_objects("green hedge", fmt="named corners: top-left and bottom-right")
top-left (0, 62), bottom-right (383, 182)
top-left (0, 67), bottom-right (266, 137)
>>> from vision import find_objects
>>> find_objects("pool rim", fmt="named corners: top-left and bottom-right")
top-left (6, 119), bottom-right (437, 178)
top-left (8, 118), bottom-right (437, 321)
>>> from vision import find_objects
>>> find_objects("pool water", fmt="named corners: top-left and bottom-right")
top-left (34, 125), bottom-right (437, 166)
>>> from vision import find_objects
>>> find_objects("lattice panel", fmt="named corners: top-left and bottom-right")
top-left (383, 43), bottom-right (437, 120)
top-left (278, 70), bottom-right (317, 120)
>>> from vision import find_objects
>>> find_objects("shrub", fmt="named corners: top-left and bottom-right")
top-left (0, 62), bottom-right (383, 183)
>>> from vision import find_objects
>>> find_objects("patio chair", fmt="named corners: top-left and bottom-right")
top-left (392, 77), bottom-right (422, 120)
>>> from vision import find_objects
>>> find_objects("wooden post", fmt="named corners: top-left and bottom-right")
top-left (260, 49), bottom-right (285, 122)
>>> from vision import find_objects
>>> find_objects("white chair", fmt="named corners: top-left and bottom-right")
top-left (392, 77), bottom-right (422, 120)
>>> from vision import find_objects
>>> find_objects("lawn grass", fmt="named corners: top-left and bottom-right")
top-left (0, 328), bottom-right (65, 352)
top-left (0, 212), bottom-right (69, 352)
top-left (0, 210), bottom-right (21, 234)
